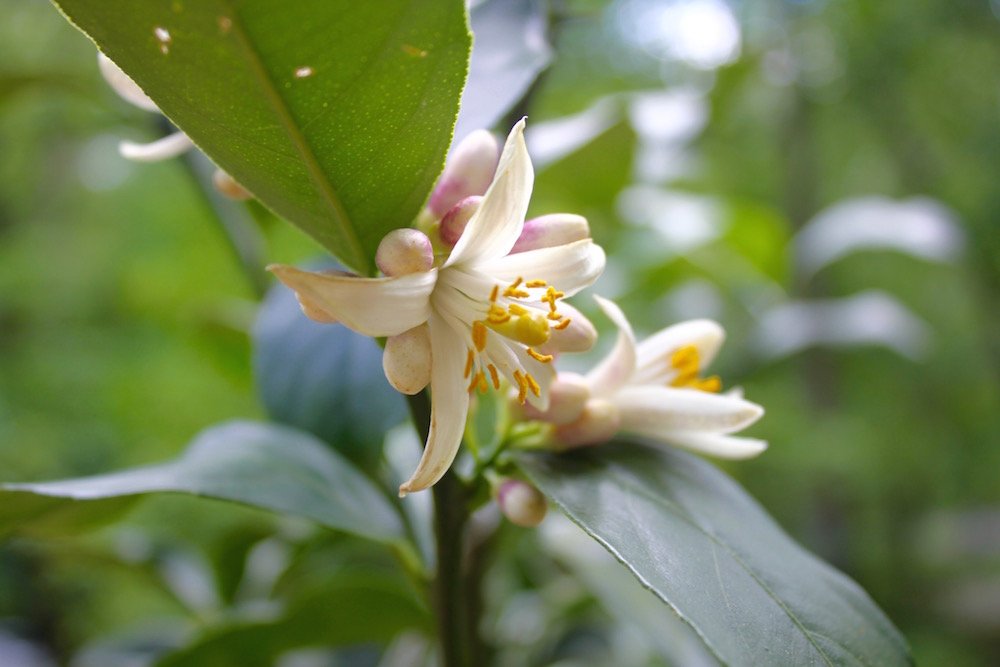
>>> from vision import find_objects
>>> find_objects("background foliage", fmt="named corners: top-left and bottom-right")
top-left (1, 0), bottom-right (999, 665)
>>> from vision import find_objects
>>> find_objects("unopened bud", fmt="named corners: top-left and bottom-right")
top-left (376, 229), bottom-right (434, 276)
top-left (383, 324), bottom-right (432, 395)
top-left (428, 130), bottom-right (499, 217)
top-left (212, 169), bottom-right (252, 201)
top-left (535, 303), bottom-right (597, 355)
top-left (553, 399), bottom-right (621, 449)
top-left (520, 372), bottom-right (589, 425)
top-left (439, 196), bottom-right (482, 246)
top-left (496, 478), bottom-right (547, 527)
top-left (511, 214), bottom-right (590, 254)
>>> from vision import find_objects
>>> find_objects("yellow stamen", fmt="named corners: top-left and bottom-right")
top-left (525, 279), bottom-right (547, 288)
top-left (504, 277), bottom-right (530, 299)
top-left (490, 284), bottom-right (499, 302)
top-left (527, 347), bottom-right (553, 363)
top-left (513, 370), bottom-right (528, 404)
top-left (468, 370), bottom-right (480, 392)
top-left (668, 345), bottom-right (722, 393)
top-left (487, 304), bottom-right (511, 324)
top-left (472, 321), bottom-right (488, 351)
top-left (553, 318), bottom-right (572, 330)
top-left (477, 370), bottom-right (489, 394)
top-left (487, 310), bottom-right (550, 346)
top-left (487, 364), bottom-right (500, 389)
top-left (508, 303), bottom-right (528, 316)
top-left (525, 373), bottom-right (541, 397)
top-left (464, 349), bottom-right (474, 379)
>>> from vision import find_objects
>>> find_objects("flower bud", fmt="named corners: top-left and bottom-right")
top-left (553, 399), bottom-right (621, 449)
top-left (520, 372), bottom-right (589, 425)
top-left (439, 196), bottom-right (482, 246)
top-left (428, 130), bottom-right (499, 217)
top-left (376, 229), bottom-right (434, 276)
top-left (496, 478), bottom-right (547, 527)
top-left (383, 324), bottom-right (432, 395)
top-left (535, 302), bottom-right (598, 355)
top-left (212, 169), bottom-right (252, 201)
top-left (511, 214), bottom-right (590, 254)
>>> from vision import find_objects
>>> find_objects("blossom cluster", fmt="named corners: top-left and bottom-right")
top-left (269, 121), bottom-right (766, 505)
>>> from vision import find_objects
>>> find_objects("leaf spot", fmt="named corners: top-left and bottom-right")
top-left (401, 44), bottom-right (428, 58)
top-left (294, 66), bottom-right (314, 79)
top-left (153, 26), bottom-right (172, 54)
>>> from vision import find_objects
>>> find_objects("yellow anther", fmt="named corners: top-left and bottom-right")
top-left (525, 279), bottom-right (547, 288)
top-left (513, 370), bottom-right (528, 404)
top-left (547, 311), bottom-right (563, 321)
top-left (508, 303), bottom-right (528, 316)
top-left (488, 310), bottom-right (550, 346)
top-left (477, 371), bottom-right (489, 394)
top-left (504, 277), bottom-right (530, 298)
top-left (692, 376), bottom-right (722, 392)
top-left (487, 364), bottom-right (500, 389)
top-left (468, 370), bottom-right (482, 393)
top-left (553, 318), bottom-right (572, 330)
top-left (542, 286), bottom-right (565, 310)
top-left (487, 304), bottom-right (511, 324)
top-left (464, 349), bottom-right (474, 379)
top-left (527, 347), bottom-right (553, 363)
top-left (668, 345), bottom-right (722, 393)
top-left (472, 321), bottom-right (488, 351)
top-left (525, 373), bottom-right (541, 397)
top-left (490, 285), bottom-right (499, 302)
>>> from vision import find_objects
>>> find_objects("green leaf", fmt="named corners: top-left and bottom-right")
top-left (52, 0), bottom-right (471, 273)
top-left (1, 421), bottom-right (403, 543)
top-left (518, 442), bottom-right (913, 667)
top-left (155, 572), bottom-right (429, 667)
top-left (253, 264), bottom-right (406, 469)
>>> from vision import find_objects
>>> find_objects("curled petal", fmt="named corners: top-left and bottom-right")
top-left (633, 319), bottom-right (726, 386)
top-left (119, 132), bottom-right (195, 162)
top-left (399, 315), bottom-right (469, 496)
top-left (477, 239), bottom-right (605, 297)
top-left (428, 130), bottom-right (499, 217)
top-left (616, 385), bottom-right (764, 435)
top-left (585, 296), bottom-right (637, 397)
top-left (511, 213), bottom-right (590, 254)
top-left (446, 118), bottom-right (532, 267)
top-left (650, 431), bottom-right (767, 459)
top-left (268, 264), bottom-right (436, 337)
top-left (383, 324), bottom-right (432, 395)
top-left (535, 301), bottom-right (597, 355)
top-left (98, 53), bottom-right (159, 112)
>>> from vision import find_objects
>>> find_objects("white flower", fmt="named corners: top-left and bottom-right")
top-left (269, 120), bottom-right (606, 495)
top-left (538, 296), bottom-right (766, 459)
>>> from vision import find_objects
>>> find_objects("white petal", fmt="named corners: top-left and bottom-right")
top-left (119, 132), bottom-right (194, 162)
top-left (268, 264), bottom-right (436, 337)
top-left (553, 398), bottom-right (621, 449)
top-left (445, 119), bottom-right (532, 267)
top-left (633, 319), bottom-right (726, 386)
top-left (383, 325), bottom-right (432, 395)
top-left (616, 385), bottom-right (763, 435)
top-left (398, 315), bottom-right (470, 495)
top-left (650, 431), bottom-right (767, 459)
top-left (585, 296), bottom-right (637, 397)
top-left (535, 301), bottom-right (597, 355)
top-left (98, 52), bottom-right (159, 112)
top-left (476, 239), bottom-right (605, 297)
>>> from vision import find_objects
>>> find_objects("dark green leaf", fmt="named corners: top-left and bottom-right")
top-left (1, 421), bottom-right (403, 543)
top-left (53, 0), bottom-right (471, 273)
top-left (156, 572), bottom-right (429, 667)
top-left (518, 442), bottom-right (912, 667)
top-left (253, 267), bottom-right (406, 469)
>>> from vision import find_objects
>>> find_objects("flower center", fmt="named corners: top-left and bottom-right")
top-left (462, 276), bottom-right (571, 404)
top-left (668, 345), bottom-right (722, 393)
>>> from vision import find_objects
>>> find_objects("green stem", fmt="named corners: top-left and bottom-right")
top-left (405, 392), bottom-right (474, 667)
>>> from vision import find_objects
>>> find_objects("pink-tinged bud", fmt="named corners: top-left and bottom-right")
top-left (521, 372), bottom-right (589, 425)
top-left (511, 213), bottom-right (590, 254)
top-left (496, 479), bottom-right (547, 527)
top-left (439, 196), bottom-right (482, 246)
top-left (383, 324), bottom-right (431, 395)
top-left (376, 229), bottom-right (434, 276)
top-left (553, 399), bottom-right (621, 450)
top-left (535, 303), bottom-right (598, 356)
top-left (428, 130), bottom-right (500, 217)
top-left (212, 169), bottom-right (252, 201)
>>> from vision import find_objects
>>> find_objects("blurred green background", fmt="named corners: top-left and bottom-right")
top-left (2, 0), bottom-right (999, 664)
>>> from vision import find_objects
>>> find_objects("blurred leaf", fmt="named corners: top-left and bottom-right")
top-left (155, 572), bottom-right (429, 667)
top-left (518, 442), bottom-right (913, 667)
top-left (453, 0), bottom-right (552, 142)
top-left (52, 0), bottom-right (471, 273)
top-left (0, 421), bottom-right (403, 543)
top-left (253, 271), bottom-right (406, 469)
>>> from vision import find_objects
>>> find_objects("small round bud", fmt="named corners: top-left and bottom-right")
top-left (376, 229), bottom-right (434, 276)
top-left (382, 325), bottom-right (432, 395)
top-left (496, 479), bottom-right (547, 527)
top-left (439, 196), bottom-right (482, 246)
top-left (553, 399), bottom-right (621, 449)
top-left (213, 169), bottom-right (252, 201)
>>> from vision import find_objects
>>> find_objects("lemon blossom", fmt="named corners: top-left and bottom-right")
top-left (533, 296), bottom-right (766, 459)
top-left (269, 120), bottom-right (606, 495)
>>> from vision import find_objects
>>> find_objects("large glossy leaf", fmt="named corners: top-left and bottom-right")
top-left (518, 442), bottom-right (912, 667)
top-left (53, 0), bottom-right (471, 273)
top-left (0, 421), bottom-right (403, 543)
top-left (253, 265), bottom-right (406, 469)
